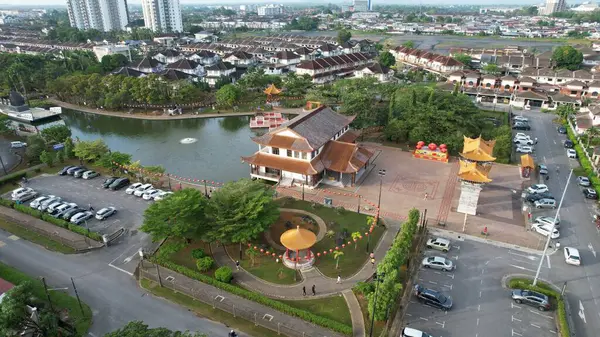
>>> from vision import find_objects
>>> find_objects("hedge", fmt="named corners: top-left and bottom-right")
top-left (566, 122), bottom-right (600, 192)
top-left (508, 278), bottom-right (570, 337)
top-left (150, 259), bottom-right (352, 336)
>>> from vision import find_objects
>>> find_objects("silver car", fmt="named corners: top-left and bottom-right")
top-left (38, 196), bottom-right (61, 211)
top-left (422, 256), bottom-right (454, 271)
top-left (30, 195), bottom-right (52, 209)
top-left (426, 237), bottom-right (451, 252)
top-left (95, 207), bottom-right (117, 220)
top-left (70, 211), bottom-right (93, 225)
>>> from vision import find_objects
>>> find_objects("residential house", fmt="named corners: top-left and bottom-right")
top-left (111, 67), bottom-right (147, 78)
top-left (129, 57), bottom-right (164, 73)
top-left (152, 49), bottom-right (184, 64)
top-left (165, 59), bottom-right (205, 77)
top-left (223, 51), bottom-right (257, 68)
top-left (203, 61), bottom-right (236, 87)
top-left (295, 52), bottom-right (372, 84)
top-left (187, 50), bottom-right (219, 66)
top-left (294, 47), bottom-right (316, 60)
top-left (318, 43), bottom-right (341, 57)
top-left (576, 105), bottom-right (600, 134)
top-left (353, 63), bottom-right (394, 82)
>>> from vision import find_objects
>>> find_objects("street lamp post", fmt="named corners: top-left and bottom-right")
top-left (369, 272), bottom-right (385, 337)
top-left (376, 169), bottom-right (386, 222)
top-left (533, 169), bottom-right (573, 286)
top-left (0, 154), bottom-right (7, 175)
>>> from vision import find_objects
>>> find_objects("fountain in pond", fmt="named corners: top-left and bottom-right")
top-left (179, 138), bottom-right (198, 144)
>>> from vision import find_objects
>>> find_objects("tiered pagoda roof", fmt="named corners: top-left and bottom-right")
top-left (264, 84), bottom-right (282, 96)
top-left (460, 136), bottom-right (496, 162)
top-left (458, 161), bottom-right (493, 183)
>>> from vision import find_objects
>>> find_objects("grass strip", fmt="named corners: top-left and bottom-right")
top-left (280, 295), bottom-right (352, 327)
top-left (0, 217), bottom-right (76, 254)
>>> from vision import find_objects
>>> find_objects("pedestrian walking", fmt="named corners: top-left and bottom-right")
top-left (424, 192), bottom-right (428, 200)
top-left (371, 257), bottom-right (376, 268)
top-left (336, 275), bottom-right (342, 284)
top-left (369, 251), bottom-right (375, 259)
top-left (545, 175), bottom-right (549, 181)
top-left (235, 260), bottom-right (240, 271)
top-left (88, 204), bottom-right (94, 212)
top-left (312, 284), bottom-right (316, 295)
top-left (303, 286), bottom-right (306, 296)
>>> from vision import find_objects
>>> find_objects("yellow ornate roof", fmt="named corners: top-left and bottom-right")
top-left (460, 136), bottom-right (496, 162)
top-left (264, 84), bottom-right (282, 95)
top-left (520, 154), bottom-right (534, 168)
top-left (458, 160), bottom-right (493, 183)
top-left (280, 226), bottom-right (317, 250)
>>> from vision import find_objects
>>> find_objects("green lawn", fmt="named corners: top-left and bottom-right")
top-left (0, 262), bottom-right (92, 336)
top-left (141, 279), bottom-right (283, 337)
top-left (281, 295), bottom-right (352, 327)
top-left (224, 244), bottom-right (300, 285)
top-left (276, 198), bottom-right (385, 278)
top-left (0, 218), bottom-right (76, 254)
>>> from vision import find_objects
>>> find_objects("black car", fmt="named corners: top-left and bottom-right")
top-left (66, 166), bottom-right (83, 175)
top-left (61, 208), bottom-right (85, 220)
top-left (513, 123), bottom-right (531, 131)
top-left (584, 188), bottom-right (598, 199)
top-left (564, 140), bottom-right (574, 148)
top-left (414, 284), bottom-right (453, 311)
top-left (103, 176), bottom-right (120, 188)
top-left (526, 192), bottom-right (554, 203)
top-left (109, 177), bottom-right (130, 190)
top-left (58, 165), bottom-right (75, 176)
top-left (557, 126), bottom-right (567, 134)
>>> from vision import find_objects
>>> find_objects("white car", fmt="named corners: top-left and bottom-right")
top-left (154, 191), bottom-right (173, 201)
top-left (532, 223), bottom-right (560, 239)
top-left (10, 141), bottom-right (27, 148)
top-left (142, 189), bottom-right (163, 200)
top-left (70, 211), bottom-right (94, 225)
top-left (95, 207), bottom-right (117, 220)
top-left (47, 201), bottom-right (67, 213)
top-left (82, 170), bottom-right (99, 180)
top-left (577, 176), bottom-right (591, 187)
top-left (11, 187), bottom-right (34, 200)
top-left (527, 184), bottom-right (549, 194)
top-left (516, 145), bottom-right (534, 154)
top-left (514, 116), bottom-right (529, 122)
top-left (567, 149), bottom-right (577, 159)
top-left (402, 327), bottom-right (432, 337)
top-left (564, 247), bottom-right (581, 266)
top-left (30, 195), bottom-right (52, 209)
top-left (125, 183), bottom-right (143, 195)
top-left (133, 183), bottom-right (153, 197)
top-left (514, 132), bottom-right (529, 139)
top-left (421, 256), bottom-right (454, 271)
top-left (38, 196), bottom-right (61, 211)
top-left (426, 237), bottom-right (451, 252)
top-left (514, 138), bottom-right (534, 146)
top-left (535, 216), bottom-right (560, 229)
top-left (534, 198), bottom-right (557, 209)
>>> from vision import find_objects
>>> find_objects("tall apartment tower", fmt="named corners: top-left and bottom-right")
top-left (66, 0), bottom-right (129, 32)
top-left (544, 0), bottom-right (567, 15)
top-left (141, 0), bottom-right (183, 33)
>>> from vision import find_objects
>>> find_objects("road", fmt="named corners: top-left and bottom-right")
top-left (0, 229), bottom-right (242, 337)
top-left (519, 109), bottom-right (600, 337)
top-left (0, 138), bottom-right (22, 176)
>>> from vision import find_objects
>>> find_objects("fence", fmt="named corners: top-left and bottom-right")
top-left (139, 264), bottom-right (341, 337)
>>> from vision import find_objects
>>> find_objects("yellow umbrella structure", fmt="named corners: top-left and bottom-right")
top-left (280, 226), bottom-right (317, 269)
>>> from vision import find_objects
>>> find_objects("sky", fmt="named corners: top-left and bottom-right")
top-left (0, 0), bottom-right (542, 7)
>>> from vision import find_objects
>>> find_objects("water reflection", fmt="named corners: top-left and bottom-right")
top-left (61, 109), bottom-right (259, 182)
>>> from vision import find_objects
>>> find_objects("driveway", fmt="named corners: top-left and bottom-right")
top-left (0, 138), bottom-right (23, 176)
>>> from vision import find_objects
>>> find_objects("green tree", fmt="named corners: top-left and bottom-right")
top-left (55, 149), bottom-right (65, 163)
top-left (40, 125), bottom-right (72, 144)
top-left (379, 51), bottom-right (396, 68)
top-left (351, 231), bottom-right (361, 250)
top-left (215, 84), bottom-right (240, 108)
top-left (337, 29), bottom-right (352, 44)
top-left (0, 114), bottom-right (12, 135)
top-left (333, 250), bottom-right (344, 269)
top-left (104, 321), bottom-right (207, 337)
top-left (141, 188), bottom-right (210, 241)
top-left (205, 179), bottom-right (279, 244)
top-left (586, 126), bottom-right (600, 147)
top-left (552, 46), bottom-right (583, 70)
top-left (492, 126), bottom-right (512, 164)
top-left (245, 247), bottom-right (259, 267)
top-left (401, 40), bottom-right (415, 48)
top-left (482, 63), bottom-right (501, 76)
top-left (39, 150), bottom-right (54, 167)
top-left (453, 53), bottom-right (472, 68)
top-left (63, 137), bottom-right (75, 159)
top-left (97, 151), bottom-right (132, 170)
top-left (73, 139), bottom-right (109, 162)
top-left (25, 135), bottom-right (46, 163)
top-left (556, 104), bottom-right (575, 121)
top-left (283, 73), bottom-right (313, 96)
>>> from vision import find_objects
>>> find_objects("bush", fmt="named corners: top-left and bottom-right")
top-left (0, 199), bottom-right (14, 208)
top-left (354, 281), bottom-right (375, 295)
top-left (0, 171), bottom-right (27, 187)
top-left (155, 241), bottom-right (186, 263)
top-left (149, 259), bottom-right (352, 335)
top-left (214, 266), bottom-right (233, 283)
top-left (196, 256), bottom-right (214, 272)
top-left (191, 248), bottom-right (206, 259)
top-left (14, 204), bottom-right (43, 218)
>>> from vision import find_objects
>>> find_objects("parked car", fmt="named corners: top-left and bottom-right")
top-left (73, 168), bottom-right (88, 178)
top-left (30, 195), bottom-right (52, 209)
top-left (12, 187), bottom-right (34, 200)
top-left (14, 191), bottom-right (38, 203)
top-left (125, 182), bottom-right (143, 194)
top-left (38, 196), bottom-right (61, 211)
top-left (564, 247), bottom-right (581, 266)
top-left (526, 192), bottom-right (554, 203)
top-left (61, 208), bottom-right (85, 221)
top-left (154, 191), bottom-right (174, 201)
top-left (578, 176), bottom-right (591, 187)
top-left (133, 183), bottom-right (153, 197)
top-left (534, 216), bottom-right (560, 229)
top-left (51, 203), bottom-right (77, 218)
top-left (95, 207), bottom-right (117, 220)
top-left (414, 284), bottom-right (453, 311)
top-left (82, 170), bottom-right (99, 180)
top-left (402, 327), bottom-right (432, 337)
top-left (513, 123), bottom-right (531, 131)
top-left (47, 201), bottom-right (67, 213)
top-left (109, 178), bottom-right (130, 191)
top-left (531, 223), bottom-right (560, 239)
top-left (10, 141), bottom-right (27, 148)
top-left (513, 116), bottom-right (529, 122)
top-left (564, 140), bottom-right (574, 148)
top-left (142, 189), bottom-right (163, 200)
top-left (527, 184), bottom-right (549, 194)
top-left (567, 149), bottom-right (577, 159)
top-left (421, 256), bottom-right (454, 271)
top-left (557, 126), bottom-right (567, 134)
top-left (511, 289), bottom-right (551, 311)
top-left (66, 166), bottom-right (83, 175)
top-left (514, 138), bottom-right (534, 146)
top-left (58, 165), bottom-right (75, 175)
top-left (538, 164), bottom-right (548, 175)
top-left (534, 198), bottom-right (557, 209)
top-left (103, 177), bottom-right (119, 188)
top-left (426, 237), bottom-right (451, 252)
top-left (516, 145), bottom-right (534, 154)
top-left (583, 188), bottom-right (598, 199)
top-left (70, 211), bottom-right (94, 225)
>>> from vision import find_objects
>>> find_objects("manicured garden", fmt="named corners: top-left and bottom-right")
top-left (281, 295), bottom-right (352, 327)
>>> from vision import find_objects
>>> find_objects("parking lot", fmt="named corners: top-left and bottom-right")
top-left (404, 235), bottom-right (557, 337)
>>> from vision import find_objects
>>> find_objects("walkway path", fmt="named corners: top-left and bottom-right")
top-left (48, 99), bottom-right (303, 121)
top-left (264, 208), bottom-right (327, 251)
top-left (342, 290), bottom-right (366, 337)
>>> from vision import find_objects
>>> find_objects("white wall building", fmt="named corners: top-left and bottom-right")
top-left (257, 4), bottom-right (284, 16)
top-left (93, 44), bottom-right (132, 62)
top-left (66, 0), bottom-right (129, 32)
top-left (572, 1), bottom-right (598, 12)
top-left (141, 0), bottom-right (183, 33)
top-left (542, 0), bottom-right (567, 15)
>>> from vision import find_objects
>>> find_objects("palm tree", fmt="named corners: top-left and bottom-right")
top-left (245, 247), bottom-right (259, 267)
top-left (351, 232), bottom-right (361, 250)
top-left (333, 250), bottom-right (344, 270)
top-left (586, 126), bottom-right (600, 148)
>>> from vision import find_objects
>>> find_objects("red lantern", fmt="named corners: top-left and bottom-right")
top-left (254, 246), bottom-right (258, 250)
top-left (416, 144), bottom-right (423, 150)
top-left (279, 255), bottom-right (283, 259)
top-left (323, 251), bottom-right (327, 255)
top-left (417, 141), bottom-right (425, 146)
top-left (248, 243), bottom-right (251, 247)
top-left (365, 232), bottom-right (369, 236)
top-left (441, 148), bottom-right (447, 153)
top-left (329, 249), bottom-right (333, 253)
top-left (428, 143), bottom-right (437, 150)
top-left (260, 248), bottom-right (264, 253)
top-left (317, 253), bottom-right (321, 257)
top-left (369, 227), bottom-right (374, 233)
top-left (348, 241), bottom-right (352, 245)
top-left (440, 144), bottom-right (447, 149)
top-left (272, 253), bottom-right (276, 256)
top-left (335, 246), bottom-right (339, 250)
top-left (353, 238), bottom-right (357, 242)
top-left (342, 244), bottom-right (346, 248)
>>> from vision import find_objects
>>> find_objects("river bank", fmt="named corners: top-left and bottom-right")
top-left (48, 99), bottom-right (303, 120)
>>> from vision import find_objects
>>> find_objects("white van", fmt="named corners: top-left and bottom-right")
top-left (402, 327), bottom-right (432, 337)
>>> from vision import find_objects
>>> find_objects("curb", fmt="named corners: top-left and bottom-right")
top-left (429, 227), bottom-right (544, 255)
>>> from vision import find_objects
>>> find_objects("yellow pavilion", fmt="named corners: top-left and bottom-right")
top-left (460, 136), bottom-right (496, 163)
top-left (264, 84), bottom-right (282, 100)
top-left (458, 161), bottom-right (492, 183)
top-left (280, 225), bottom-right (317, 269)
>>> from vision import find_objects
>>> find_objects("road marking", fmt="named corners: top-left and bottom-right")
top-left (579, 300), bottom-right (587, 324)
top-left (512, 302), bottom-right (522, 309)
top-left (434, 271), bottom-right (441, 275)
top-left (512, 328), bottom-right (522, 336)
top-left (419, 317), bottom-right (428, 321)
top-left (442, 284), bottom-right (452, 290)
top-left (477, 318), bottom-right (479, 326)
top-left (512, 315), bottom-right (521, 322)
top-left (478, 304), bottom-right (481, 312)
top-left (405, 313), bottom-right (412, 317)
top-left (479, 291), bottom-right (482, 298)
top-left (510, 264), bottom-right (537, 273)
top-left (428, 281), bottom-right (438, 285)
top-left (530, 323), bottom-right (541, 328)
top-left (108, 263), bottom-right (134, 276)
top-left (508, 250), bottom-right (537, 260)
top-left (8, 235), bottom-right (19, 241)
top-left (452, 255), bottom-right (459, 260)
top-left (446, 274), bottom-right (455, 279)
top-left (88, 333), bottom-right (97, 337)
top-left (589, 243), bottom-right (597, 258)
top-left (481, 269), bottom-right (484, 275)
top-left (546, 255), bottom-right (551, 269)
top-left (480, 279), bottom-right (483, 285)
top-left (528, 309), bottom-right (553, 319)
top-left (435, 321), bottom-right (445, 328)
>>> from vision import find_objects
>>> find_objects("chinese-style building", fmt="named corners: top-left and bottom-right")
top-left (456, 136), bottom-right (496, 216)
top-left (241, 106), bottom-right (373, 187)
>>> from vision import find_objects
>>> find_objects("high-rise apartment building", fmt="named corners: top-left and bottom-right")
top-left (543, 0), bottom-right (567, 15)
top-left (141, 0), bottom-right (183, 33)
top-left (66, 0), bottom-right (128, 32)
top-left (257, 4), bottom-right (284, 16)
top-left (352, 0), bottom-right (370, 12)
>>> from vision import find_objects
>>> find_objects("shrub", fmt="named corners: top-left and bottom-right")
top-left (191, 248), bottom-right (206, 259)
top-left (14, 204), bottom-right (43, 218)
top-left (196, 256), bottom-right (214, 272)
top-left (0, 171), bottom-right (27, 187)
top-left (155, 241), bottom-right (186, 263)
top-left (354, 281), bottom-right (375, 295)
top-left (0, 199), bottom-right (14, 208)
top-left (214, 266), bottom-right (233, 283)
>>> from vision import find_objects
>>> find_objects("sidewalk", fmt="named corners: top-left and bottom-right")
top-left (0, 206), bottom-right (103, 251)
top-left (48, 99), bottom-right (303, 121)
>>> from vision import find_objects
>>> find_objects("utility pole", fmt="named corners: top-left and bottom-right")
top-left (40, 277), bottom-right (54, 313)
top-left (155, 263), bottom-right (163, 287)
top-left (533, 169), bottom-right (573, 286)
top-left (0, 154), bottom-right (7, 175)
top-left (70, 278), bottom-right (85, 316)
